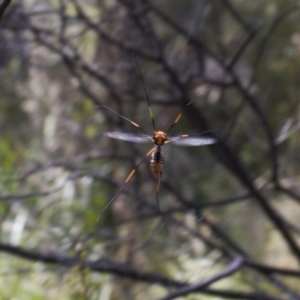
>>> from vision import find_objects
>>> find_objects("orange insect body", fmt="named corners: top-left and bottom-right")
top-left (153, 131), bottom-right (168, 146)
top-left (150, 146), bottom-right (164, 178)
top-left (98, 57), bottom-right (217, 217)
top-left (150, 131), bottom-right (169, 178)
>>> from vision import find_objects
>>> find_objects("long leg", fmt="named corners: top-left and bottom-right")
top-left (97, 147), bottom-right (155, 221)
top-left (156, 172), bottom-right (169, 230)
top-left (133, 54), bottom-right (156, 131)
top-left (156, 172), bottom-right (162, 214)
top-left (166, 85), bottom-right (218, 134)
top-left (100, 105), bottom-right (149, 136)
top-left (167, 116), bottom-right (217, 136)
top-left (166, 113), bottom-right (182, 133)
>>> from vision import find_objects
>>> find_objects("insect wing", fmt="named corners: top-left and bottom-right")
top-left (169, 135), bottom-right (217, 146)
top-left (104, 131), bottom-right (152, 143)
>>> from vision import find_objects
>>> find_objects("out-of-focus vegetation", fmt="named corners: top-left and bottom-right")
top-left (1, 0), bottom-right (300, 299)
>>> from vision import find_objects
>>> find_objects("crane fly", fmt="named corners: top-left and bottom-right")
top-left (99, 57), bottom-right (217, 217)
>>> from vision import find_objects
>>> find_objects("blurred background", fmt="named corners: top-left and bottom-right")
top-left (1, 0), bottom-right (300, 299)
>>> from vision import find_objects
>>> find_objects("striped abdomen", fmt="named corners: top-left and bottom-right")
top-left (150, 146), bottom-right (164, 178)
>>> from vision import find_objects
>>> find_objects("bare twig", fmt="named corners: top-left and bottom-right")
top-left (0, 0), bottom-right (12, 22)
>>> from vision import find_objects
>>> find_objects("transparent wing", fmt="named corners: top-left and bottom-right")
top-left (168, 135), bottom-right (217, 146)
top-left (104, 131), bottom-right (153, 143)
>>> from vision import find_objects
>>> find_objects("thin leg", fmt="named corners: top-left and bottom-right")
top-left (133, 54), bottom-right (156, 131)
top-left (97, 147), bottom-right (155, 221)
top-left (166, 113), bottom-right (182, 133)
top-left (156, 172), bottom-right (169, 230)
top-left (100, 105), bottom-right (149, 136)
top-left (156, 172), bottom-right (162, 214)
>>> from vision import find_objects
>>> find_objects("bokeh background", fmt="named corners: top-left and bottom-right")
top-left (1, 0), bottom-right (300, 299)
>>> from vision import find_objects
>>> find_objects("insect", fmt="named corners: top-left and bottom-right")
top-left (99, 59), bottom-right (217, 216)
